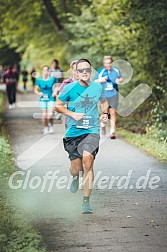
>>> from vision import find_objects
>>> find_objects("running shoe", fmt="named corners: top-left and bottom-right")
top-left (12, 103), bottom-right (16, 109)
top-left (110, 133), bottom-right (116, 139)
top-left (70, 175), bottom-right (79, 193)
top-left (43, 127), bottom-right (49, 135)
top-left (48, 123), bottom-right (54, 134)
top-left (82, 200), bottom-right (93, 214)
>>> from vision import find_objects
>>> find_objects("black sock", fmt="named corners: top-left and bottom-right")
top-left (83, 196), bottom-right (89, 202)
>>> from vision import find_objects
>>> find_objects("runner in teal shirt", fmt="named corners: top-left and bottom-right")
top-left (55, 59), bottom-right (108, 214)
top-left (36, 77), bottom-right (55, 102)
top-left (34, 66), bottom-right (56, 135)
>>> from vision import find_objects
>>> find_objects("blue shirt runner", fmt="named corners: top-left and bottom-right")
top-left (94, 67), bottom-right (121, 98)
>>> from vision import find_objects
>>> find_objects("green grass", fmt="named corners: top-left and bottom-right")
top-left (0, 92), bottom-right (47, 252)
top-left (117, 128), bottom-right (167, 163)
top-left (0, 129), bottom-right (47, 252)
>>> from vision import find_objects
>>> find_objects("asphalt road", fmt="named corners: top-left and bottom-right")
top-left (5, 91), bottom-right (167, 252)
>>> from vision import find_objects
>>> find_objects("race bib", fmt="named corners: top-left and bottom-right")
top-left (76, 115), bottom-right (94, 129)
top-left (42, 94), bottom-right (49, 101)
top-left (105, 83), bottom-right (114, 91)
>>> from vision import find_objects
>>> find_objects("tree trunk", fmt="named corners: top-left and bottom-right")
top-left (43, 0), bottom-right (63, 31)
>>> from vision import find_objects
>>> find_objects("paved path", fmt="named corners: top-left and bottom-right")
top-left (5, 91), bottom-right (167, 252)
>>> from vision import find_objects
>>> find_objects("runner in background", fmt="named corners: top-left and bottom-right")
top-left (49, 59), bottom-right (64, 119)
top-left (12, 64), bottom-right (19, 91)
top-left (49, 59), bottom-right (64, 89)
top-left (34, 65), bottom-right (57, 135)
top-left (4, 65), bottom-right (18, 109)
top-left (21, 66), bottom-right (28, 92)
top-left (94, 55), bottom-right (123, 139)
top-left (31, 67), bottom-right (36, 87)
top-left (59, 60), bottom-right (78, 93)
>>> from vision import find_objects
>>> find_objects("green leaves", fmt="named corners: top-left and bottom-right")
top-left (0, 0), bottom-right (166, 139)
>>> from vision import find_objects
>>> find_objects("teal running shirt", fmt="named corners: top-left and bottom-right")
top-left (58, 81), bottom-right (105, 137)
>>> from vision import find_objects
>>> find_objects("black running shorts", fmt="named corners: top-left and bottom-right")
top-left (63, 133), bottom-right (100, 160)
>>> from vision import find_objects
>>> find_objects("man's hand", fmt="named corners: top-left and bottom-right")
top-left (115, 77), bottom-right (123, 84)
top-left (71, 112), bottom-right (85, 121)
top-left (94, 76), bottom-right (108, 83)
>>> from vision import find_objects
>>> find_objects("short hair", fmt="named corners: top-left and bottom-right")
top-left (70, 60), bottom-right (78, 68)
top-left (52, 59), bottom-right (59, 65)
top-left (76, 59), bottom-right (91, 69)
top-left (42, 65), bottom-right (49, 70)
top-left (103, 55), bottom-right (113, 62)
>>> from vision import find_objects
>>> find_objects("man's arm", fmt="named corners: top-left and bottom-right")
top-left (94, 68), bottom-right (108, 83)
top-left (55, 98), bottom-right (85, 121)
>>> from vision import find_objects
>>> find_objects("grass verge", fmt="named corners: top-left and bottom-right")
top-left (117, 128), bottom-right (167, 163)
top-left (0, 92), bottom-right (47, 252)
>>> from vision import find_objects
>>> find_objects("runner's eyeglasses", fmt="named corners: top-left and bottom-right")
top-left (77, 68), bottom-right (91, 73)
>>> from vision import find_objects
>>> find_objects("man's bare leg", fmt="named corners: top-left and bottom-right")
top-left (47, 108), bottom-right (54, 126)
top-left (82, 151), bottom-right (94, 197)
top-left (82, 151), bottom-right (94, 213)
top-left (47, 108), bottom-right (54, 133)
top-left (69, 158), bottom-right (82, 193)
top-left (109, 107), bottom-right (116, 138)
top-left (42, 110), bottom-right (48, 134)
top-left (70, 158), bottom-right (82, 176)
top-left (42, 110), bottom-right (48, 127)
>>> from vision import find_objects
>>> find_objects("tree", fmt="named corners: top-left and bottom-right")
top-left (0, 0), bottom-right (166, 139)
top-left (65, 0), bottom-right (167, 139)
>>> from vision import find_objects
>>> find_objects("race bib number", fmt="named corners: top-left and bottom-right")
top-left (76, 115), bottom-right (94, 129)
top-left (42, 94), bottom-right (49, 101)
top-left (105, 83), bottom-right (114, 91)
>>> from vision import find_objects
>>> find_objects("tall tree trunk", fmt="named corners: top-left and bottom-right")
top-left (60, 0), bottom-right (68, 13)
top-left (43, 0), bottom-right (63, 31)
